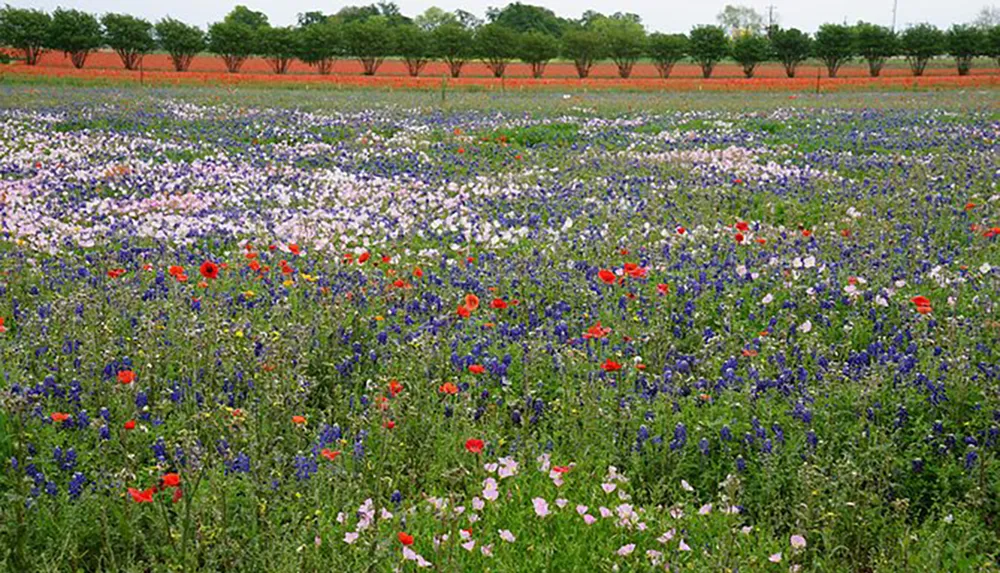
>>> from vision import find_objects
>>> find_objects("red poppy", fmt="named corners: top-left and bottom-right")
top-left (292, 415), bottom-right (307, 425)
top-left (358, 252), bottom-right (370, 264)
top-left (161, 473), bottom-right (181, 488)
top-left (656, 283), bottom-right (670, 296)
top-left (598, 269), bottom-right (616, 284)
top-left (439, 382), bottom-right (459, 395)
top-left (600, 359), bottom-right (623, 372)
top-left (910, 296), bottom-right (932, 314)
top-left (468, 364), bottom-right (485, 375)
top-left (107, 268), bottom-right (126, 279)
top-left (464, 294), bottom-right (480, 311)
top-left (0, 317), bottom-right (6, 333)
top-left (457, 305), bottom-right (471, 319)
top-left (249, 260), bottom-right (262, 272)
top-left (755, 237), bottom-right (767, 245)
top-left (735, 233), bottom-right (745, 243)
top-left (676, 226), bottom-right (687, 235)
top-left (583, 321), bottom-right (611, 339)
top-left (840, 229), bottom-right (851, 237)
top-left (398, 532), bottom-right (414, 546)
top-left (168, 265), bottom-right (185, 278)
top-left (289, 244), bottom-right (301, 255)
top-left (413, 267), bottom-right (424, 278)
top-left (117, 370), bottom-right (136, 385)
top-left (801, 229), bottom-right (812, 237)
top-left (388, 380), bottom-right (404, 397)
top-left (381, 255), bottom-right (391, 264)
top-left (552, 466), bottom-right (571, 474)
top-left (128, 487), bottom-right (155, 503)
top-left (457, 147), bottom-right (465, 154)
top-left (172, 488), bottom-right (183, 503)
top-left (320, 448), bottom-right (341, 461)
top-left (384, 420), bottom-right (396, 429)
top-left (735, 221), bottom-right (749, 232)
top-left (199, 261), bottom-right (219, 280)
top-left (51, 412), bottom-right (71, 423)
top-left (624, 264), bottom-right (647, 279)
top-left (491, 298), bottom-right (508, 309)
top-left (965, 202), bottom-right (976, 211)
top-left (124, 419), bottom-right (136, 430)
top-left (465, 438), bottom-right (485, 453)
top-left (742, 349), bottom-right (758, 357)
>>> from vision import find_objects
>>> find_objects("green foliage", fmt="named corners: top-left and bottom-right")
top-left (393, 24), bottom-right (432, 76)
top-left (257, 26), bottom-right (300, 74)
top-left (769, 27), bottom-right (811, 77)
top-left (592, 15), bottom-right (647, 78)
top-left (224, 5), bottom-right (269, 30)
top-left (154, 18), bottom-right (205, 72)
top-left (946, 24), bottom-right (985, 75)
top-left (688, 25), bottom-right (730, 78)
top-left (431, 23), bottom-right (474, 78)
top-left (0, 6), bottom-right (51, 65)
top-left (475, 23), bottom-right (518, 78)
top-left (343, 17), bottom-right (394, 75)
top-left (900, 24), bottom-right (945, 76)
top-left (813, 23), bottom-right (855, 77)
top-left (989, 25), bottom-right (1000, 66)
top-left (647, 33), bottom-right (688, 78)
top-left (854, 22), bottom-right (897, 77)
top-left (414, 7), bottom-right (457, 31)
top-left (517, 30), bottom-right (559, 78)
top-left (297, 21), bottom-right (340, 75)
top-left (491, 121), bottom-right (579, 146)
top-left (207, 20), bottom-right (255, 73)
top-left (716, 4), bottom-right (764, 37)
top-left (47, 8), bottom-right (102, 69)
top-left (487, 2), bottom-right (567, 36)
top-left (731, 33), bottom-right (770, 78)
top-left (296, 11), bottom-right (328, 28)
top-left (560, 27), bottom-right (605, 78)
top-left (101, 13), bottom-right (155, 70)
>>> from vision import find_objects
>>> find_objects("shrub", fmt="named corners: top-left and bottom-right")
top-left (560, 28), bottom-right (604, 79)
top-left (900, 24), bottom-right (945, 76)
top-left (854, 22), bottom-right (897, 77)
top-left (518, 30), bottom-right (559, 78)
top-left (257, 26), bottom-right (300, 74)
top-left (946, 24), bottom-right (985, 75)
top-left (476, 23), bottom-right (518, 78)
top-left (813, 23), bottom-right (855, 77)
top-left (343, 17), bottom-right (394, 76)
top-left (432, 23), bottom-right (474, 78)
top-left (731, 33), bottom-right (770, 78)
top-left (47, 8), bottom-right (102, 69)
top-left (393, 24), bottom-right (432, 77)
top-left (0, 6), bottom-right (51, 65)
top-left (647, 32), bottom-right (688, 79)
top-left (297, 20), bottom-right (340, 75)
top-left (769, 27), bottom-right (811, 77)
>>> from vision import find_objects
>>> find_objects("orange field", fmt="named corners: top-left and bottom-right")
top-left (3, 50), bottom-right (998, 91)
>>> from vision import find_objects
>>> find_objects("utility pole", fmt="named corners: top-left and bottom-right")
top-left (891, 0), bottom-right (899, 31)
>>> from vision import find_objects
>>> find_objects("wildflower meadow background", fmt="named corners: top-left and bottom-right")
top-left (0, 86), bottom-right (999, 572)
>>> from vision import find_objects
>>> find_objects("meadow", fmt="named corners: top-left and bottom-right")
top-left (0, 85), bottom-right (998, 572)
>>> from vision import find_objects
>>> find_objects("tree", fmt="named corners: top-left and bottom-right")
top-left (336, 5), bottom-right (382, 24)
top-left (414, 7), bottom-right (457, 31)
top-left (647, 32), bottom-right (687, 78)
top-left (900, 24), bottom-right (945, 76)
top-left (101, 13), bottom-right (155, 70)
top-left (518, 30), bottom-right (559, 77)
top-left (593, 15), bottom-right (646, 78)
top-left (297, 11), bottom-right (328, 28)
top-left (453, 9), bottom-right (483, 30)
top-left (813, 23), bottom-right (855, 77)
top-left (297, 20), bottom-right (340, 74)
top-left (343, 16), bottom-right (394, 75)
top-left (225, 5), bottom-right (269, 29)
top-left (946, 24), bottom-right (985, 75)
top-left (560, 28), bottom-right (603, 78)
top-left (257, 26), bottom-right (299, 74)
top-left (716, 5), bottom-right (764, 37)
top-left (854, 22), bottom-right (897, 77)
top-left (770, 27), bottom-right (811, 77)
top-left (988, 25), bottom-right (1000, 67)
top-left (731, 33), bottom-right (770, 78)
top-left (393, 24), bottom-right (432, 76)
top-left (47, 9), bottom-right (102, 69)
top-left (971, 6), bottom-right (1000, 29)
top-left (208, 23), bottom-right (254, 73)
top-left (688, 25), bottom-right (729, 78)
top-left (0, 6), bottom-right (51, 65)
top-left (155, 18), bottom-right (205, 72)
top-left (432, 23), bottom-right (474, 77)
top-left (475, 23), bottom-right (517, 78)
top-left (488, 3), bottom-right (566, 36)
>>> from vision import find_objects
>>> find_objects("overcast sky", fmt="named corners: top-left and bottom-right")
top-left (8, 0), bottom-right (993, 32)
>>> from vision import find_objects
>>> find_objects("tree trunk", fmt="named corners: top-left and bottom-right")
top-left (655, 61), bottom-right (675, 79)
top-left (574, 59), bottom-right (592, 79)
top-left (70, 51), bottom-right (89, 69)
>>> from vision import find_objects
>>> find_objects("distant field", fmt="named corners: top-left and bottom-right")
top-left (1, 50), bottom-right (998, 91)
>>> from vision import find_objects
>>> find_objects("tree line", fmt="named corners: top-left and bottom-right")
top-left (2, 3), bottom-right (999, 78)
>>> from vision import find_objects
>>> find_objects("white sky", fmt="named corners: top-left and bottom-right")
top-left (8, 0), bottom-right (992, 32)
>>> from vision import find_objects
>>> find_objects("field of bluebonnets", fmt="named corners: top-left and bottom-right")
top-left (0, 85), bottom-right (999, 572)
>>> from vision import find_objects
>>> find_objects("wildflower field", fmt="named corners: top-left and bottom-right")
top-left (0, 85), bottom-right (999, 572)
